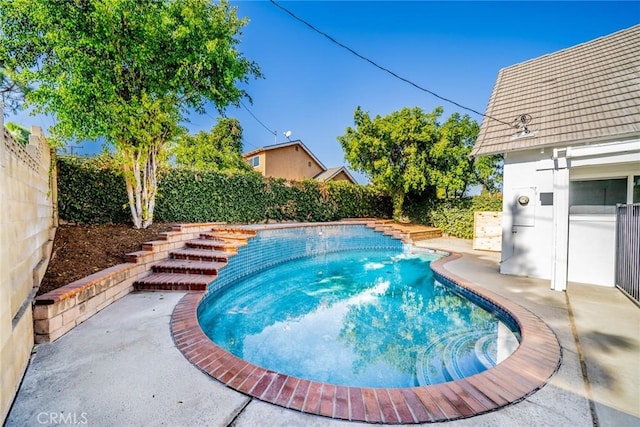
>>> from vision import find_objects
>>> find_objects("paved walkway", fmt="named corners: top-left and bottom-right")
top-left (6, 238), bottom-right (639, 426)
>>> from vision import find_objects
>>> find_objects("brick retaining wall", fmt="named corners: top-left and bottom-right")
top-left (32, 223), bottom-right (223, 343)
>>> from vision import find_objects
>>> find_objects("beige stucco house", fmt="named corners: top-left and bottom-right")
top-left (243, 140), bottom-right (357, 184)
top-left (471, 24), bottom-right (640, 292)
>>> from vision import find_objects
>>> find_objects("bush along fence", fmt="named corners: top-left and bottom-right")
top-left (405, 192), bottom-right (503, 239)
top-left (56, 156), bottom-right (501, 236)
top-left (56, 156), bottom-right (393, 224)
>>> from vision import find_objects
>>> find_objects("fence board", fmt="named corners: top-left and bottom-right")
top-left (473, 211), bottom-right (502, 252)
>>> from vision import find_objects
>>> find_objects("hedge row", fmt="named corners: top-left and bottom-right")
top-left (56, 156), bottom-right (393, 225)
top-left (405, 193), bottom-right (503, 239)
top-left (56, 155), bottom-right (131, 224)
top-left (56, 156), bottom-right (501, 238)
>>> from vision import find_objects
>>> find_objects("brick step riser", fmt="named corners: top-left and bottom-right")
top-left (185, 242), bottom-right (238, 253)
top-left (151, 266), bottom-right (220, 275)
top-left (134, 283), bottom-right (208, 292)
top-left (170, 253), bottom-right (229, 263)
top-left (200, 233), bottom-right (249, 243)
top-left (210, 227), bottom-right (257, 236)
top-left (410, 233), bottom-right (443, 240)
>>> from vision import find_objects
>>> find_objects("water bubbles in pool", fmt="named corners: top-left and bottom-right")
top-left (364, 262), bottom-right (385, 270)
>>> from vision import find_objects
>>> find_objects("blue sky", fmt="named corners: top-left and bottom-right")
top-left (6, 1), bottom-right (639, 183)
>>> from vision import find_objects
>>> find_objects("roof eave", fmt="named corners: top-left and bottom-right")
top-left (472, 131), bottom-right (640, 157)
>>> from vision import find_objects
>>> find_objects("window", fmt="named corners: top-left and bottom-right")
top-left (250, 156), bottom-right (259, 167)
top-left (569, 178), bottom-right (627, 214)
top-left (634, 176), bottom-right (640, 203)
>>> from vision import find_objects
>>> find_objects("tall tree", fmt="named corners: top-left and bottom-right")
top-left (0, 66), bottom-right (25, 115)
top-left (338, 106), bottom-right (442, 219)
top-left (431, 113), bottom-right (502, 197)
top-left (338, 106), bottom-right (501, 219)
top-left (173, 117), bottom-right (251, 172)
top-left (473, 152), bottom-right (503, 194)
top-left (430, 113), bottom-right (476, 198)
top-left (0, 0), bottom-right (261, 228)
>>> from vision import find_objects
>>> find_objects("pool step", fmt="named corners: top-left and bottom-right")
top-left (200, 232), bottom-right (251, 244)
top-left (134, 273), bottom-right (215, 291)
top-left (134, 226), bottom-right (256, 292)
top-left (367, 221), bottom-right (442, 243)
top-left (407, 227), bottom-right (443, 241)
top-left (151, 259), bottom-right (226, 275)
top-left (185, 238), bottom-right (244, 253)
top-left (210, 226), bottom-right (257, 236)
top-left (416, 330), bottom-right (495, 386)
top-left (170, 248), bottom-right (232, 263)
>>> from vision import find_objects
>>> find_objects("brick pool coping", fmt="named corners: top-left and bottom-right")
top-left (171, 250), bottom-right (562, 424)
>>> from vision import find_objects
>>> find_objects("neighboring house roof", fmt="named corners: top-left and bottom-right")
top-left (242, 140), bottom-right (326, 170)
top-left (472, 24), bottom-right (640, 157)
top-left (243, 139), bottom-right (358, 183)
top-left (313, 166), bottom-right (357, 183)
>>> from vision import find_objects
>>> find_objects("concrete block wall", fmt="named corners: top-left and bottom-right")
top-left (0, 117), bottom-right (56, 423)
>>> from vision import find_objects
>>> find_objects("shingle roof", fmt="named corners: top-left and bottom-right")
top-left (313, 166), bottom-right (356, 183)
top-left (242, 140), bottom-right (326, 170)
top-left (471, 25), bottom-right (640, 157)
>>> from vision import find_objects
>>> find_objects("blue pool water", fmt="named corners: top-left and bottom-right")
top-left (198, 246), bottom-right (520, 388)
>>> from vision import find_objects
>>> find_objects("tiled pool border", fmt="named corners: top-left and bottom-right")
top-left (200, 223), bottom-right (405, 310)
top-left (170, 224), bottom-right (562, 424)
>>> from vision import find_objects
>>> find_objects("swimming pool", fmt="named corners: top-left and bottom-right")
top-left (172, 221), bottom-right (561, 423)
top-left (198, 246), bottom-right (519, 388)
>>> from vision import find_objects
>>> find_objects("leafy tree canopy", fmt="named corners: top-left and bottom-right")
top-left (0, 66), bottom-right (26, 115)
top-left (5, 121), bottom-right (29, 145)
top-left (431, 112), bottom-right (502, 197)
top-left (0, 0), bottom-right (261, 228)
top-left (173, 117), bottom-right (252, 173)
top-left (338, 106), bottom-right (502, 219)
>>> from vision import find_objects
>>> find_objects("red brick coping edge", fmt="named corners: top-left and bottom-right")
top-left (171, 250), bottom-right (562, 424)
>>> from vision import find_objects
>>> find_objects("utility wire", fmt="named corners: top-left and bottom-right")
top-left (269, 0), bottom-right (516, 129)
top-left (240, 100), bottom-right (277, 140)
top-left (193, 105), bottom-right (262, 150)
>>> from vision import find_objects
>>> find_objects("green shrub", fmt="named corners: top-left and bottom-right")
top-left (56, 155), bottom-right (130, 224)
top-left (56, 156), bottom-right (393, 224)
top-left (327, 180), bottom-right (392, 219)
top-left (405, 193), bottom-right (502, 239)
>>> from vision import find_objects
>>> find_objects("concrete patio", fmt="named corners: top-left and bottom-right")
top-left (6, 237), bottom-right (639, 426)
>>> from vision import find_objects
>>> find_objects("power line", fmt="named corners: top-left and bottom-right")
top-left (240, 100), bottom-right (277, 141)
top-left (269, 0), bottom-right (516, 129)
top-left (192, 104), bottom-right (264, 150)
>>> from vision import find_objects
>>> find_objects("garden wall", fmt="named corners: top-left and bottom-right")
top-left (0, 119), bottom-right (57, 423)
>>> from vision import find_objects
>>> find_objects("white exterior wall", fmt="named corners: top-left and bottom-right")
top-left (501, 139), bottom-right (640, 288)
top-left (500, 150), bottom-right (555, 280)
top-left (568, 162), bottom-right (640, 286)
top-left (568, 215), bottom-right (616, 285)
